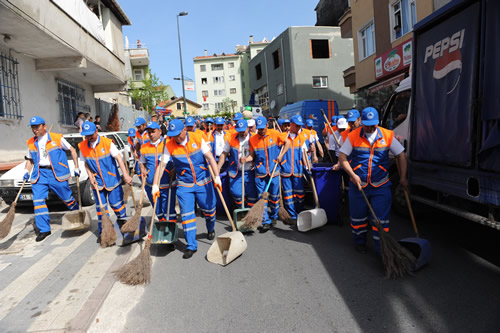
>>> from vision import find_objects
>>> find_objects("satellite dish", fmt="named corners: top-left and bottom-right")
top-left (270, 100), bottom-right (276, 109)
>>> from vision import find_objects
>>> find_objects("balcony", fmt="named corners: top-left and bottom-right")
top-left (343, 66), bottom-right (356, 94)
top-left (128, 48), bottom-right (150, 66)
top-left (0, 0), bottom-right (131, 92)
top-left (338, 7), bottom-right (352, 39)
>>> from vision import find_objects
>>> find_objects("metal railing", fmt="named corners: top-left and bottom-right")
top-left (0, 53), bottom-right (23, 119)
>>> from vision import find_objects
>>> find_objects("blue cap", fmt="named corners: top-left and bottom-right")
top-left (205, 117), bottom-right (214, 124)
top-left (290, 115), bottom-right (304, 126)
top-left (185, 117), bottom-right (195, 126)
top-left (346, 109), bottom-right (360, 122)
top-left (283, 118), bottom-right (290, 124)
top-left (28, 116), bottom-right (45, 126)
top-left (235, 119), bottom-right (248, 132)
top-left (134, 117), bottom-right (146, 126)
top-left (81, 121), bottom-right (97, 136)
top-left (255, 116), bottom-right (267, 129)
top-left (306, 119), bottom-right (314, 127)
top-left (277, 119), bottom-right (284, 126)
top-left (361, 107), bottom-right (379, 126)
top-left (128, 128), bottom-right (136, 137)
top-left (233, 112), bottom-right (243, 121)
top-left (146, 121), bottom-right (161, 130)
top-left (167, 119), bottom-right (184, 137)
top-left (215, 117), bottom-right (225, 125)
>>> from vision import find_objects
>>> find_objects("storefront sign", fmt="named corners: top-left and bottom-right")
top-left (375, 39), bottom-right (412, 79)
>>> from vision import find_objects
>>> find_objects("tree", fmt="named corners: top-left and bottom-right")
top-left (218, 97), bottom-right (235, 114)
top-left (129, 69), bottom-right (169, 113)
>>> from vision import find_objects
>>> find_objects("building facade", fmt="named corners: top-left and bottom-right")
top-left (159, 97), bottom-right (201, 118)
top-left (193, 36), bottom-right (270, 116)
top-left (0, 0), bottom-right (131, 163)
top-left (249, 26), bottom-right (355, 117)
top-left (337, 0), bottom-right (452, 109)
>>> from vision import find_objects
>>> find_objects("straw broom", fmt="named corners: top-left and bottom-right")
top-left (114, 187), bottom-right (160, 285)
top-left (94, 184), bottom-right (117, 248)
top-left (272, 119), bottom-right (293, 225)
top-left (120, 175), bottom-right (146, 233)
top-left (0, 180), bottom-right (27, 239)
top-left (359, 187), bottom-right (416, 278)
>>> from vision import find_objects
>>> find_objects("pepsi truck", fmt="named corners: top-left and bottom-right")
top-left (381, 0), bottom-right (500, 228)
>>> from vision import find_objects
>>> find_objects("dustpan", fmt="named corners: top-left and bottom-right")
top-left (399, 237), bottom-right (432, 271)
top-left (297, 208), bottom-right (327, 232)
top-left (116, 216), bottom-right (146, 247)
top-left (61, 176), bottom-right (91, 231)
top-left (206, 231), bottom-right (247, 265)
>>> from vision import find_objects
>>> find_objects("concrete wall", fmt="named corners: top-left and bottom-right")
top-left (351, 0), bottom-right (375, 90)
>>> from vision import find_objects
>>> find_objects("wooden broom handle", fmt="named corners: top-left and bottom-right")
top-left (320, 109), bottom-right (341, 147)
top-left (13, 180), bottom-right (27, 205)
top-left (395, 158), bottom-right (419, 237)
top-left (303, 148), bottom-right (320, 208)
top-left (207, 164), bottom-right (237, 232)
top-left (359, 187), bottom-right (383, 229)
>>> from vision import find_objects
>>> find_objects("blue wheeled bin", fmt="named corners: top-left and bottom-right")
top-left (216, 171), bottom-right (233, 216)
top-left (311, 163), bottom-right (342, 224)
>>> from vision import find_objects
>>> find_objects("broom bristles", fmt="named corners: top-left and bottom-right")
top-left (278, 197), bottom-right (293, 225)
top-left (120, 203), bottom-right (143, 233)
top-left (378, 228), bottom-right (416, 279)
top-left (100, 214), bottom-right (117, 248)
top-left (0, 202), bottom-right (16, 239)
top-left (114, 238), bottom-right (152, 285)
top-left (241, 192), bottom-right (269, 229)
top-left (123, 185), bottom-right (131, 202)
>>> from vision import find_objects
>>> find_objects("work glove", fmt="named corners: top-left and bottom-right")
top-left (152, 184), bottom-right (160, 203)
top-left (23, 170), bottom-right (30, 181)
top-left (74, 168), bottom-right (81, 177)
top-left (213, 176), bottom-right (222, 193)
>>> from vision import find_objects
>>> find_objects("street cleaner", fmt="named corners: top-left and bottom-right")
top-left (134, 117), bottom-right (149, 156)
top-left (152, 119), bottom-right (222, 259)
top-left (280, 115), bottom-right (313, 221)
top-left (244, 116), bottom-right (290, 231)
top-left (338, 107), bottom-right (407, 254)
top-left (341, 109), bottom-right (361, 142)
top-left (304, 118), bottom-right (323, 162)
top-left (323, 115), bottom-right (338, 163)
top-left (24, 116), bottom-right (80, 242)
top-left (332, 118), bottom-right (349, 171)
top-left (217, 118), bottom-right (257, 209)
top-left (127, 128), bottom-right (140, 175)
top-left (139, 121), bottom-right (176, 223)
top-left (79, 121), bottom-right (133, 243)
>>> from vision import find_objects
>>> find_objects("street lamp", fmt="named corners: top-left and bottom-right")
top-left (177, 11), bottom-right (188, 115)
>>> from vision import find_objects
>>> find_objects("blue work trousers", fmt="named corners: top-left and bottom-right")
top-left (349, 182), bottom-right (391, 253)
top-left (92, 185), bottom-right (127, 233)
top-left (281, 176), bottom-right (305, 219)
top-left (145, 185), bottom-right (177, 222)
top-left (229, 170), bottom-right (257, 208)
top-left (32, 168), bottom-right (78, 233)
top-left (254, 175), bottom-right (280, 225)
top-left (176, 183), bottom-right (216, 250)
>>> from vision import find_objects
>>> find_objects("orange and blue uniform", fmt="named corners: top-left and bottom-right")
top-left (249, 129), bottom-right (287, 225)
top-left (79, 136), bottom-right (126, 232)
top-left (27, 133), bottom-right (78, 233)
top-left (163, 133), bottom-right (216, 251)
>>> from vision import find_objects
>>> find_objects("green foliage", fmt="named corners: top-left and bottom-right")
top-left (129, 69), bottom-right (169, 113)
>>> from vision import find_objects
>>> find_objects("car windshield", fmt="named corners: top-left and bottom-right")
top-left (64, 136), bottom-right (84, 159)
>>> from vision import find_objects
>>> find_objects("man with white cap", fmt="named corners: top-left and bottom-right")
top-left (331, 118), bottom-right (348, 171)
top-left (339, 107), bottom-right (407, 254)
top-left (24, 116), bottom-right (80, 242)
top-left (217, 118), bottom-right (257, 209)
top-left (152, 119), bottom-right (222, 259)
top-left (247, 118), bottom-right (256, 134)
top-left (79, 121), bottom-right (133, 244)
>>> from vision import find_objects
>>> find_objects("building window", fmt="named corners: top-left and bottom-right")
top-left (214, 102), bottom-right (224, 111)
top-left (230, 88), bottom-right (237, 94)
top-left (176, 103), bottom-right (183, 110)
top-left (214, 89), bottom-right (226, 96)
top-left (213, 76), bottom-right (224, 84)
top-left (229, 75), bottom-right (235, 81)
top-left (57, 79), bottom-right (89, 126)
top-left (359, 21), bottom-right (376, 60)
top-left (203, 103), bottom-right (209, 110)
top-left (312, 76), bottom-right (328, 88)
top-left (241, 69), bottom-right (245, 76)
top-left (257, 85), bottom-right (269, 108)
top-left (277, 83), bottom-right (284, 95)
top-left (255, 64), bottom-right (262, 80)
top-left (211, 63), bottom-right (223, 71)
top-left (391, 0), bottom-right (417, 40)
top-left (0, 53), bottom-right (22, 119)
top-left (202, 90), bottom-right (208, 97)
top-left (228, 62), bottom-right (235, 68)
top-left (200, 64), bottom-right (206, 72)
top-left (272, 49), bottom-right (281, 69)
top-left (133, 69), bottom-right (144, 81)
top-left (232, 101), bottom-right (238, 107)
top-left (310, 40), bottom-right (330, 59)
top-left (201, 78), bottom-right (207, 84)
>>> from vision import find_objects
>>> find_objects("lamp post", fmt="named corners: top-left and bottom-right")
top-left (177, 11), bottom-right (188, 115)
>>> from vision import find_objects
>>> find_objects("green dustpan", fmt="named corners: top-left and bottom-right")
top-left (151, 221), bottom-right (178, 245)
top-left (233, 164), bottom-right (252, 231)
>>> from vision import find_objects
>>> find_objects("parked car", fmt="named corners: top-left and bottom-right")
top-left (0, 131), bottom-right (133, 207)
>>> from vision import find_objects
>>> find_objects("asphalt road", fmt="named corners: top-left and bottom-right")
top-left (0, 190), bottom-right (499, 332)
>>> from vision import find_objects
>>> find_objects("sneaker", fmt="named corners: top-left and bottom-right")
top-left (183, 249), bottom-right (197, 259)
top-left (260, 223), bottom-right (271, 233)
top-left (207, 231), bottom-right (215, 240)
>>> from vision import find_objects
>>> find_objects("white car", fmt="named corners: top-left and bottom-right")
top-left (0, 131), bottom-right (134, 206)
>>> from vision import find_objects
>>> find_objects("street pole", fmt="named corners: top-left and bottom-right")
top-left (177, 11), bottom-right (188, 115)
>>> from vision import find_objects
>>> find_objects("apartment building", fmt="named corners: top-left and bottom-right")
top-left (193, 37), bottom-right (270, 116)
top-left (0, 0), bottom-right (131, 163)
top-left (336, 0), bottom-right (451, 108)
top-left (249, 26), bottom-right (355, 117)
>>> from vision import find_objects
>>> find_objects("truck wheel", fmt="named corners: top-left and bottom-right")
top-left (81, 180), bottom-right (95, 206)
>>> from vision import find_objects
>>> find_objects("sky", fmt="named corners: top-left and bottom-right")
top-left (118, 0), bottom-right (320, 102)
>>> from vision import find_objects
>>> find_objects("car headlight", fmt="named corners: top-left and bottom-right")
top-left (0, 180), bottom-right (15, 187)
